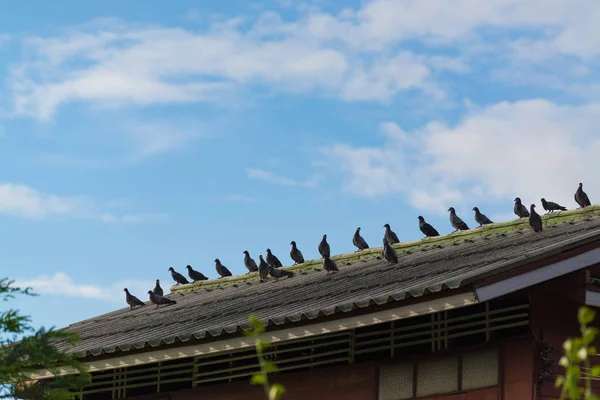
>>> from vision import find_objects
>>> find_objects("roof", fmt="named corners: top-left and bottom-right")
top-left (57, 206), bottom-right (600, 358)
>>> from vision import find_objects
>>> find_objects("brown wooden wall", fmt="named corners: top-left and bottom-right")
top-left (161, 362), bottom-right (376, 400)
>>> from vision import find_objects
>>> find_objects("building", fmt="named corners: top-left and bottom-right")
top-left (29, 206), bottom-right (600, 400)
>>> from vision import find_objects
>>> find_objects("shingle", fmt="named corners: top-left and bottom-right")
top-left (56, 213), bottom-right (600, 358)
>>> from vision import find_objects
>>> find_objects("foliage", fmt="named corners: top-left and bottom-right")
top-left (245, 315), bottom-right (285, 400)
top-left (556, 306), bottom-right (600, 399)
top-left (0, 278), bottom-right (90, 399)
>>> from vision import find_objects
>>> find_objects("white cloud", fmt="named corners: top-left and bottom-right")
top-left (246, 168), bottom-right (297, 186)
top-left (124, 118), bottom-right (208, 161)
top-left (246, 168), bottom-right (322, 188)
top-left (0, 182), bottom-right (167, 222)
top-left (2, 0), bottom-right (598, 122)
top-left (15, 272), bottom-right (154, 303)
top-left (323, 99), bottom-right (600, 214)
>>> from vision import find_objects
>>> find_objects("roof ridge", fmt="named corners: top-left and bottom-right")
top-left (171, 205), bottom-right (600, 294)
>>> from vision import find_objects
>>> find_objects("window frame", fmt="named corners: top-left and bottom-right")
top-left (377, 343), bottom-right (503, 400)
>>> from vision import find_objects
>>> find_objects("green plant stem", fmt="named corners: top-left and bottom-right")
top-left (255, 338), bottom-right (272, 399)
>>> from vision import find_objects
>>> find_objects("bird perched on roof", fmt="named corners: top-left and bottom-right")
top-left (352, 227), bottom-right (369, 252)
top-left (318, 234), bottom-right (331, 258)
top-left (186, 265), bottom-right (208, 282)
top-left (575, 182), bottom-right (591, 209)
top-left (268, 265), bottom-right (294, 282)
top-left (418, 216), bottom-right (440, 238)
top-left (289, 241), bottom-right (305, 265)
top-left (323, 255), bottom-right (339, 275)
top-left (258, 255), bottom-right (270, 282)
top-left (215, 259), bottom-right (232, 278)
top-left (382, 238), bottom-right (398, 266)
top-left (266, 249), bottom-right (283, 268)
top-left (472, 207), bottom-right (494, 227)
top-left (243, 250), bottom-right (259, 273)
top-left (124, 288), bottom-right (145, 310)
top-left (153, 279), bottom-right (163, 297)
top-left (529, 204), bottom-right (543, 232)
top-left (514, 197), bottom-right (530, 218)
top-left (383, 224), bottom-right (400, 244)
top-left (541, 198), bottom-right (567, 214)
top-left (448, 207), bottom-right (469, 232)
top-left (168, 267), bottom-right (190, 285)
top-left (147, 290), bottom-right (177, 309)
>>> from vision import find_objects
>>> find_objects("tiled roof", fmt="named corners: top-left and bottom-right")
top-left (57, 207), bottom-right (600, 358)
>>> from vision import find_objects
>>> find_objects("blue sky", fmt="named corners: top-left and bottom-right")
top-left (1, 0), bottom-right (599, 330)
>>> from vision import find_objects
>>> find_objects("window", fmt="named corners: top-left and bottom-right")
top-left (378, 348), bottom-right (499, 399)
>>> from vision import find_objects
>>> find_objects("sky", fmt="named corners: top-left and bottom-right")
top-left (1, 0), bottom-right (600, 331)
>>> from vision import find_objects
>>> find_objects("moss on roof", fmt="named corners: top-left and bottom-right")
top-left (171, 205), bottom-right (600, 294)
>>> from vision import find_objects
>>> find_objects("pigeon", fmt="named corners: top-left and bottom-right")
top-left (147, 290), bottom-right (177, 309)
top-left (266, 249), bottom-right (283, 268)
top-left (382, 239), bottom-right (398, 266)
top-left (529, 204), bottom-right (543, 232)
top-left (318, 234), bottom-right (331, 258)
top-left (124, 288), bottom-right (145, 310)
top-left (289, 241), bottom-right (305, 265)
top-left (258, 255), bottom-right (270, 282)
top-left (243, 250), bottom-right (259, 273)
top-left (186, 265), bottom-right (208, 282)
top-left (168, 267), bottom-right (190, 285)
top-left (448, 207), bottom-right (469, 232)
top-left (383, 223), bottom-right (400, 244)
top-left (268, 265), bottom-right (294, 282)
top-left (323, 255), bottom-right (339, 275)
top-left (472, 207), bottom-right (494, 227)
top-left (153, 279), bottom-right (164, 297)
top-left (541, 198), bottom-right (567, 214)
top-left (418, 216), bottom-right (440, 238)
top-left (575, 183), bottom-right (591, 209)
top-left (215, 259), bottom-right (232, 278)
top-left (352, 227), bottom-right (369, 252)
top-left (514, 197), bottom-right (530, 218)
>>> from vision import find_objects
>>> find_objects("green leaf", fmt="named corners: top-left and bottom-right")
top-left (579, 306), bottom-right (596, 326)
top-left (269, 383), bottom-right (286, 400)
top-left (583, 327), bottom-right (599, 344)
top-left (248, 314), bottom-right (266, 335)
top-left (250, 373), bottom-right (266, 386)
top-left (555, 375), bottom-right (564, 388)
top-left (591, 366), bottom-right (600, 377)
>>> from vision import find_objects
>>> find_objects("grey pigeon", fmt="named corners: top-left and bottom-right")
top-left (147, 290), bottom-right (177, 309)
top-left (323, 255), bottom-right (339, 275)
top-left (124, 288), bottom-right (145, 310)
top-left (575, 182), bottom-right (591, 208)
top-left (214, 258), bottom-right (232, 278)
top-left (383, 223), bottom-right (400, 244)
top-left (382, 238), bottom-right (398, 266)
top-left (318, 234), bottom-right (330, 258)
top-left (529, 204), bottom-right (543, 232)
top-left (541, 198), bottom-right (567, 214)
top-left (153, 279), bottom-right (164, 297)
top-left (268, 265), bottom-right (294, 282)
top-left (448, 207), bottom-right (469, 232)
top-left (243, 250), bottom-right (259, 273)
top-left (258, 255), bottom-right (270, 282)
top-left (352, 227), bottom-right (369, 252)
top-left (186, 265), bottom-right (208, 282)
top-left (514, 197), bottom-right (530, 218)
top-left (472, 207), bottom-right (494, 227)
top-left (289, 241), bottom-right (305, 265)
top-left (168, 267), bottom-right (190, 285)
top-left (418, 216), bottom-right (439, 238)
top-left (266, 249), bottom-right (283, 268)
